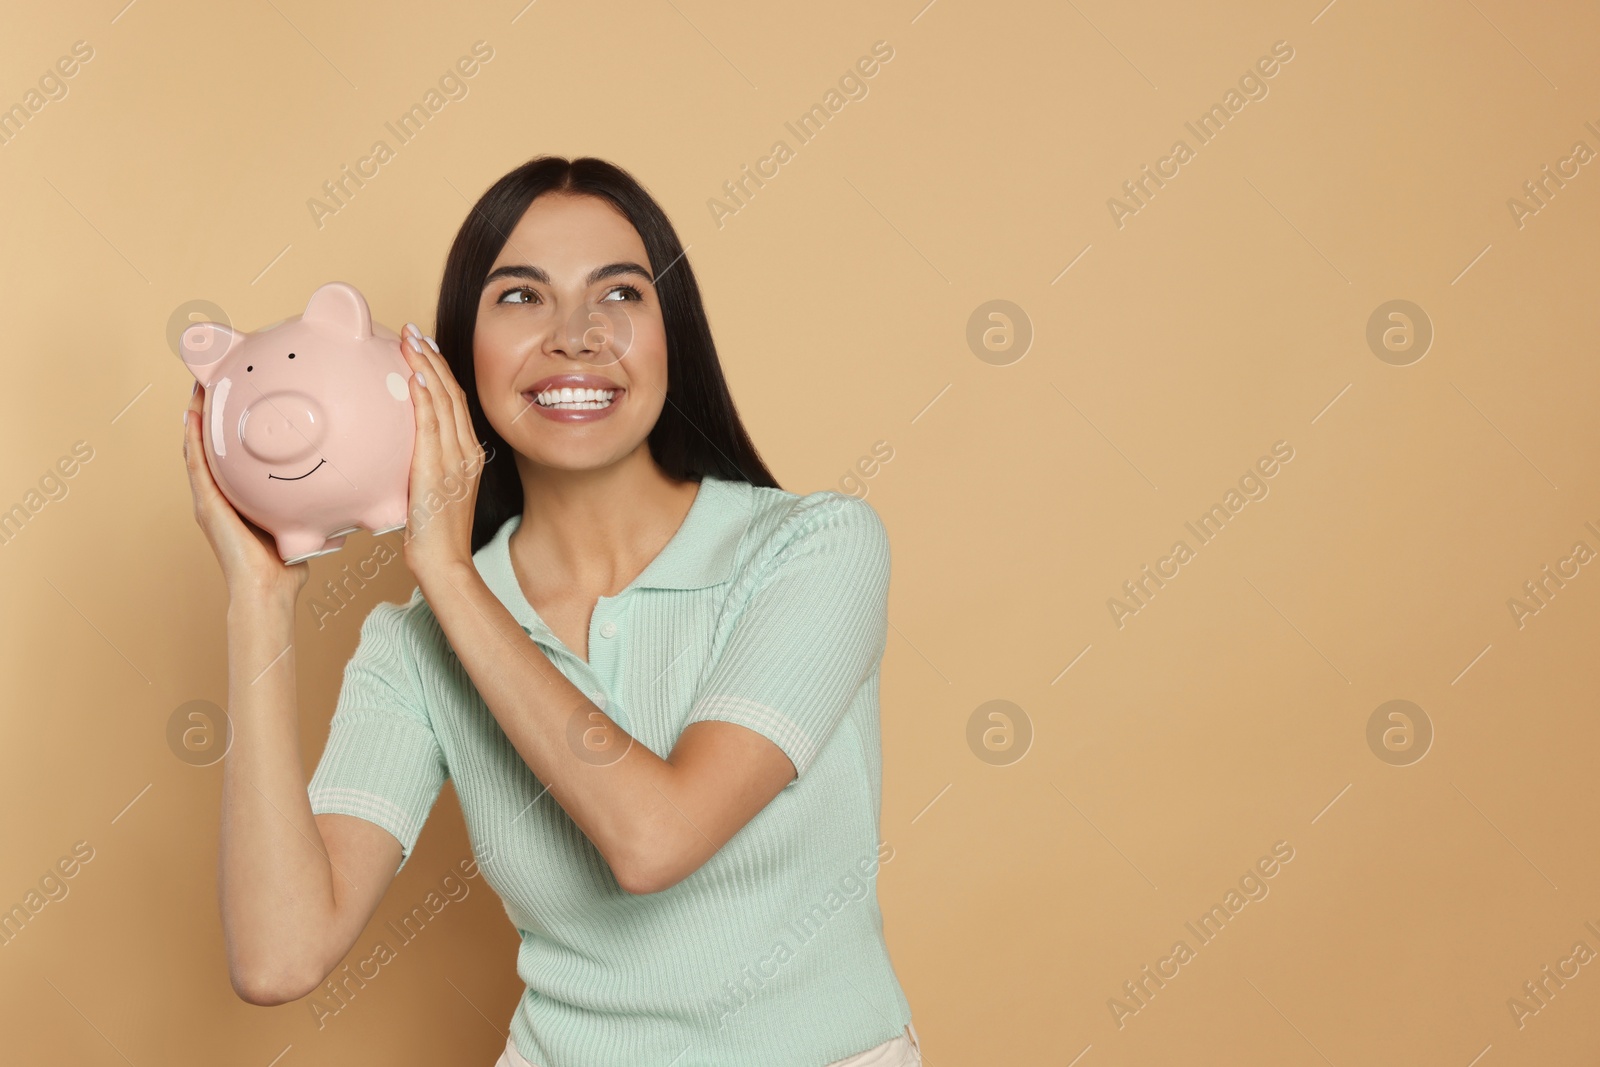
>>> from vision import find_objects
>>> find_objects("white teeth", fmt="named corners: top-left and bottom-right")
top-left (533, 386), bottom-right (616, 410)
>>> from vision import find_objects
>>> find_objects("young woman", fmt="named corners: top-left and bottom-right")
top-left (183, 156), bottom-right (921, 1067)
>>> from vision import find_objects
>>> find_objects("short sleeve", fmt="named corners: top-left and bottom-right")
top-left (682, 494), bottom-right (890, 784)
top-left (307, 594), bottom-right (449, 873)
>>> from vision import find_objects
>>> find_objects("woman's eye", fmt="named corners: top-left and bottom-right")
top-left (601, 284), bottom-right (644, 302)
top-left (499, 286), bottom-right (539, 305)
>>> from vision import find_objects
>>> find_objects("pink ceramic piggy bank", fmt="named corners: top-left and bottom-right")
top-left (180, 281), bottom-right (415, 564)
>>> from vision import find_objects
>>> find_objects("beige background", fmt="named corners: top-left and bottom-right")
top-left (2, 0), bottom-right (1598, 1063)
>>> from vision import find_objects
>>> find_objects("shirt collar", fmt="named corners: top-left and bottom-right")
top-left (472, 474), bottom-right (753, 641)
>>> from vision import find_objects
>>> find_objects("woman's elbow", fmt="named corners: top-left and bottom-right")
top-left (229, 956), bottom-right (322, 1006)
top-left (613, 838), bottom-right (703, 896)
top-left (615, 854), bottom-right (676, 896)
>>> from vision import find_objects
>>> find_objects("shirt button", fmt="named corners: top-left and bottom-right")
top-left (599, 621), bottom-right (618, 639)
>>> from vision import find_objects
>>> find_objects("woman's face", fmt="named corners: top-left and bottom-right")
top-left (474, 192), bottom-right (668, 473)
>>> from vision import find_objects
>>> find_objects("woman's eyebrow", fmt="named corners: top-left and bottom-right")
top-left (482, 261), bottom-right (655, 289)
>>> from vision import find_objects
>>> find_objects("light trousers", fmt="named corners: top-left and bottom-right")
top-left (493, 1021), bottom-right (922, 1067)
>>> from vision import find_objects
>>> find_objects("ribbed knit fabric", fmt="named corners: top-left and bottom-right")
top-left (306, 475), bottom-right (913, 1067)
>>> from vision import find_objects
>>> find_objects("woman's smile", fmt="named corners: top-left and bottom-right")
top-left (521, 372), bottom-right (627, 423)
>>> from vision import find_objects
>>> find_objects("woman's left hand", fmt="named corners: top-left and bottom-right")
top-left (398, 322), bottom-right (486, 589)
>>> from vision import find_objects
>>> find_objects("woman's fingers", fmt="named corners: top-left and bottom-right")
top-left (182, 391), bottom-right (252, 544)
top-left (402, 333), bottom-right (455, 467)
top-left (407, 357), bottom-right (441, 457)
top-left (182, 386), bottom-right (227, 522)
top-left (406, 350), bottom-right (461, 511)
top-left (402, 325), bottom-right (476, 469)
top-left (436, 348), bottom-right (480, 466)
top-left (428, 337), bottom-right (478, 464)
top-left (181, 384), bottom-right (300, 591)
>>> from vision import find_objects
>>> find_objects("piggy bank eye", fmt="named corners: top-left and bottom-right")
top-left (288, 352), bottom-right (296, 359)
top-left (246, 365), bottom-right (253, 372)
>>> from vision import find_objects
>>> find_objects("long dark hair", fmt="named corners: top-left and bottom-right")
top-left (432, 155), bottom-right (781, 554)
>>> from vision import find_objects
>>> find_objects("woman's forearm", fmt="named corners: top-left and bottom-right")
top-left (217, 589), bottom-right (337, 1002)
top-left (417, 561), bottom-right (675, 891)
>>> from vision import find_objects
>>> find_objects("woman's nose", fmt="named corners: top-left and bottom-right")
top-left (552, 301), bottom-right (633, 366)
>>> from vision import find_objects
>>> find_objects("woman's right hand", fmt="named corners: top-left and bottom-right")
top-left (182, 381), bottom-right (309, 604)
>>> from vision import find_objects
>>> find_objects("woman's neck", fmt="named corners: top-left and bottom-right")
top-left (509, 460), bottom-right (700, 598)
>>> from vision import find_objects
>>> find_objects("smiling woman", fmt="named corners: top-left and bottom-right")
top-left (187, 155), bottom-right (921, 1067)
top-left (480, 256), bottom-right (647, 420)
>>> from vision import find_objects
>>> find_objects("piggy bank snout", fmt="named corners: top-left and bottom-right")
top-left (238, 392), bottom-right (328, 464)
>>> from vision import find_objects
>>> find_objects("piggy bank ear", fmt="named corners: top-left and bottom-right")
top-left (179, 323), bottom-right (242, 388)
top-left (302, 281), bottom-right (374, 340)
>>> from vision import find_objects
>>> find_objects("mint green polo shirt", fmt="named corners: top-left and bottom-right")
top-left (306, 474), bottom-right (913, 1067)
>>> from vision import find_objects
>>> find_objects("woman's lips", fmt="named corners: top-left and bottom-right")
top-left (524, 372), bottom-right (624, 394)
top-left (521, 378), bottom-right (625, 424)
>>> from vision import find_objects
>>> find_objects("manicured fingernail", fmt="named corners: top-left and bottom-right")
top-left (403, 321), bottom-right (419, 338)
top-left (423, 336), bottom-right (440, 354)
top-left (414, 371), bottom-right (426, 387)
